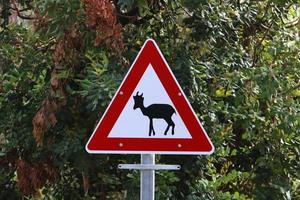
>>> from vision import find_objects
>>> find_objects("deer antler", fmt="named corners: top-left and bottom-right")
top-left (135, 91), bottom-right (143, 97)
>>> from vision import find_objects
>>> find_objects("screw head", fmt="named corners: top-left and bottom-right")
top-left (119, 91), bottom-right (124, 95)
top-left (178, 92), bottom-right (182, 96)
top-left (119, 143), bottom-right (123, 147)
top-left (178, 144), bottom-right (182, 148)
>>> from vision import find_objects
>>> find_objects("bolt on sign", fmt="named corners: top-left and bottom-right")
top-left (86, 39), bottom-right (214, 155)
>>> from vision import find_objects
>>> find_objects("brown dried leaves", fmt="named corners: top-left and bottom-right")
top-left (32, 29), bottom-right (79, 146)
top-left (53, 28), bottom-right (80, 66)
top-left (32, 99), bottom-right (59, 146)
top-left (16, 158), bottom-right (58, 196)
top-left (32, 0), bottom-right (123, 146)
top-left (32, 67), bottom-right (67, 146)
top-left (83, 0), bottom-right (124, 53)
top-left (34, 10), bottom-right (48, 29)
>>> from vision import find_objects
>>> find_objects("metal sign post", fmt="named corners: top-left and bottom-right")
top-left (118, 154), bottom-right (181, 200)
top-left (141, 154), bottom-right (155, 200)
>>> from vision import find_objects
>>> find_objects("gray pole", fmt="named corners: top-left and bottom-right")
top-left (140, 154), bottom-right (155, 200)
top-left (118, 154), bottom-right (180, 199)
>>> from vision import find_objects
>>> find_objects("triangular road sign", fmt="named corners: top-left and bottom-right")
top-left (86, 39), bottom-right (214, 155)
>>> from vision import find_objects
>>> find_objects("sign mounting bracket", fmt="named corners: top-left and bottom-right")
top-left (119, 154), bottom-right (180, 200)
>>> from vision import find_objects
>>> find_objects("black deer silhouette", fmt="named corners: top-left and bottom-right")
top-left (133, 92), bottom-right (176, 136)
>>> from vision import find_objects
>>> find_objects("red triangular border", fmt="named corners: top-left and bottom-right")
top-left (86, 39), bottom-right (214, 155)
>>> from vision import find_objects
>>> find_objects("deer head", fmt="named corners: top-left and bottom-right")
top-left (133, 91), bottom-right (144, 110)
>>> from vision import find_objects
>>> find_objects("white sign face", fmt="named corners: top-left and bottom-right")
top-left (108, 64), bottom-right (192, 138)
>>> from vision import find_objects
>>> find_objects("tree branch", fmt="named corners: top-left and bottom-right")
top-left (280, 82), bottom-right (300, 96)
top-left (11, 1), bottom-right (36, 20)
top-left (285, 17), bottom-right (300, 28)
top-left (9, 6), bottom-right (32, 13)
top-left (251, 22), bottom-right (273, 67)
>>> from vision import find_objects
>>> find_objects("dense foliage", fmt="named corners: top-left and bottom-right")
top-left (0, 0), bottom-right (299, 199)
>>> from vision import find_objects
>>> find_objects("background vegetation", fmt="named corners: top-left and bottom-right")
top-left (0, 0), bottom-right (299, 199)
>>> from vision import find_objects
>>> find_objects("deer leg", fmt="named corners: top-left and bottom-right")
top-left (164, 118), bottom-right (172, 135)
top-left (171, 120), bottom-right (175, 135)
top-left (165, 118), bottom-right (175, 135)
top-left (152, 119), bottom-right (156, 136)
top-left (149, 118), bottom-right (156, 136)
top-left (164, 125), bottom-right (170, 135)
top-left (149, 118), bottom-right (153, 136)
